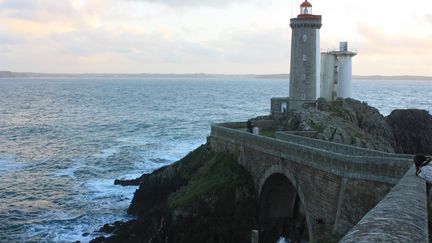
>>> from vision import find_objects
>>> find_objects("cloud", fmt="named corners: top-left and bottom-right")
top-left (0, 0), bottom-right (39, 10)
top-left (216, 28), bottom-right (290, 63)
top-left (0, 29), bottom-right (24, 44)
top-left (352, 24), bottom-right (432, 75)
top-left (0, 0), bottom-right (78, 21)
top-left (0, 0), bottom-right (431, 75)
top-left (357, 24), bottom-right (432, 55)
top-left (128, 0), bottom-right (265, 8)
top-left (0, 22), bottom-right (292, 73)
top-left (425, 14), bottom-right (432, 25)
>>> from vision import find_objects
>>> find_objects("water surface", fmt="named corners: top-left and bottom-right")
top-left (0, 78), bottom-right (430, 242)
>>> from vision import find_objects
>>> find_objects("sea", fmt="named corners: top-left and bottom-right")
top-left (0, 78), bottom-right (431, 242)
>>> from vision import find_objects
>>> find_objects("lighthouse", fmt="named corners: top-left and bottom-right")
top-left (289, 0), bottom-right (322, 110)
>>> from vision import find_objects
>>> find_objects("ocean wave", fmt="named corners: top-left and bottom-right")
top-left (0, 154), bottom-right (28, 175)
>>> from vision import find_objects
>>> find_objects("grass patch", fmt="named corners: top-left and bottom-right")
top-left (168, 152), bottom-right (252, 209)
top-left (353, 131), bottom-right (367, 140)
top-left (259, 130), bottom-right (275, 138)
top-left (328, 99), bottom-right (346, 117)
top-left (309, 120), bottom-right (324, 133)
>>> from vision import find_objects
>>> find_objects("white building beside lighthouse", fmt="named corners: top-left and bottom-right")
top-left (320, 42), bottom-right (357, 101)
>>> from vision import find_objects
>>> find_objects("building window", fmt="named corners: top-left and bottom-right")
top-left (302, 55), bottom-right (307, 61)
top-left (302, 74), bottom-right (306, 81)
top-left (303, 34), bottom-right (307, 42)
top-left (301, 93), bottom-right (306, 100)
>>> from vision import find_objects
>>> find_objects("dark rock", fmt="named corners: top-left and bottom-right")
top-left (90, 236), bottom-right (106, 243)
top-left (275, 98), bottom-right (396, 152)
top-left (113, 178), bottom-right (141, 186)
top-left (386, 109), bottom-right (432, 154)
top-left (316, 97), bottom-right (329, 111)
top-left (114, 166), bottom-right (168, 186)
top-left (92, 144), bottom-right (257, 243)
top-left (99, 223), bottom-right (116, 234)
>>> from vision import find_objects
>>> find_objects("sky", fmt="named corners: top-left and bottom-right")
top-left (0, 0), bottom-right (431, 75)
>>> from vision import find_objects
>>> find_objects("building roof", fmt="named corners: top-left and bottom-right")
top-left (300, 0), bottom-right (312, 7)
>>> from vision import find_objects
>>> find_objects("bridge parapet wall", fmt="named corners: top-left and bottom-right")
top-left (211, 123), bottom-right (410, 184)
top-left (275, 131), bottom-right (412, 159)
top-left (339, 166), bottom-right (428, 243)
top-left (210, 122), bottom-right (425, 241)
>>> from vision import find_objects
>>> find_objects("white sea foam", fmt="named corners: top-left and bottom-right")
top-left (277, 236), bottom-right (290, 243)
top-left (24, 176), bottom-right (136, 242)
top-left (54, 158), bottom-right (85, 179)
top-left (116, 172), bottom-right (145, 181)
top-left (25, 214), bottom-right (112, 243)
top-left (93, 146), bottom-right (120, 159)
top-left (82, 178), bottom-right (136, 204)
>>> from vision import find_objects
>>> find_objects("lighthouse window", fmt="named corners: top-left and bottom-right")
top-left (302, 55), bottom-right (307, 61)
top-left (303, 34), bottom-right (307, 42)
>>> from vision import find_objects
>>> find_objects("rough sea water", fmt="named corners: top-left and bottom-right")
top-left (0, 78), bottom-right (431, 242)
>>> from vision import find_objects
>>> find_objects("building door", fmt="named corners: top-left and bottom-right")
top-left (281, 102), bottom-right (287, 112)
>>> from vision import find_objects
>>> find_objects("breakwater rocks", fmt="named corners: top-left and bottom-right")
top-left (91, 144), bottom-right (257, 243)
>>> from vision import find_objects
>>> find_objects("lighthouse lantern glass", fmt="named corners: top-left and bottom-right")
top-left (301, 6), bottom-right (312, 14)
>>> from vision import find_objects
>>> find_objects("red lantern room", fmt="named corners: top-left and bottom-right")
top-left (300, 0), bottom-right (312, 15)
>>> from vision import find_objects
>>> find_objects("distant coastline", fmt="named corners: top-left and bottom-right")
top-left (1, 71), bottom-right (431, 80)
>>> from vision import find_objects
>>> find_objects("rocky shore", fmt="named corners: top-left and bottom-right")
top-left (91, 99), bottom-right (432, 243)
top-left (92, 144), bottom-right (257, 243)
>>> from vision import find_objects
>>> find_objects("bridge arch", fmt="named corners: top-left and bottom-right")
top-left (258, 166), bottom-right (312, 242)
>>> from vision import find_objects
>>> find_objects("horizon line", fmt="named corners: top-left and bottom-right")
top-left (1, 71), bottom-right (432, 80)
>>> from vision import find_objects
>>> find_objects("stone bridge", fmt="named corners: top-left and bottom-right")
top-left (209, 122), bottom-right (428, 242)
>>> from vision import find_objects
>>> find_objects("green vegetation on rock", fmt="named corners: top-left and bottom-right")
top-left (95, 144), bottom-right (257, 243)
top-left (259, 130), bottom-right (275, 138)
top-left (169, 152), bottom-right (253, 208)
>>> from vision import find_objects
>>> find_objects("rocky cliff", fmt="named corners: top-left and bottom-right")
top-left (91, 99), bottom-right (432, 243)
top-left (91, 144), bottom-right (257, 243)
top-left (386, 109), bottom-right (432, 155)
top-left (268, 98), bottom-right (396, 152)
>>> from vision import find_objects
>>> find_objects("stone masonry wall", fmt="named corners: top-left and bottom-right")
top-left (211, 123), bottom-right (410, 184)
top-left (339, 167), bottom-right (428, 242)
top-left (275, 131), bottom-right (413, 158)
top-left (209, 122), bottom-right (423, 240)
top-left (210, 133), bottom-right (341, 239)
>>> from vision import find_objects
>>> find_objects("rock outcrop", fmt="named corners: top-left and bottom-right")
top-left (91, 144), bottom-right (257, 243)
top-left (271, 98), bottom-right (396, 152)
top-left (386, 109), bottom-right (432, 155)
